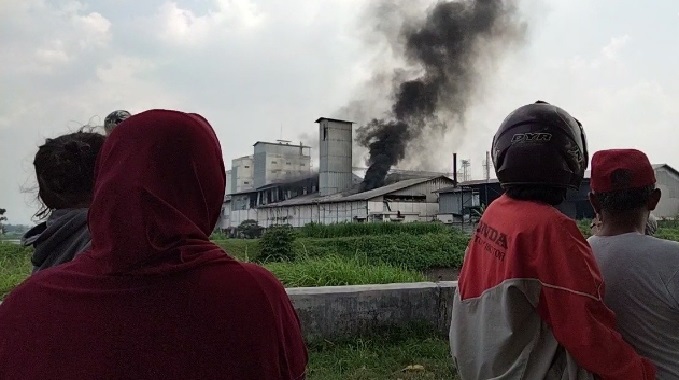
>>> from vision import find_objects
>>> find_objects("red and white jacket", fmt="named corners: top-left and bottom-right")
top-left (449, 195), bottom-right (655, 380)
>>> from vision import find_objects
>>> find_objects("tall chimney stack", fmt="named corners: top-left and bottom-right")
top-left (453, 153), bottom-right (458, 185)
top-left (315, 117), bottom-right (354, 196)
top-left (485, 151), bottom-right (491, 182)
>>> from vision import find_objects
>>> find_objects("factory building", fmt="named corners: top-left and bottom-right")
top-left (216, 196), bottom-right (231, 230)
top-left (225, 170), bottom-right (232, 196)
top-left (253, 141), bottom-right (312, 189)
top-left (436, 163), bottom-right (679, 221)
top-left (220, 116), bottom-right (455, 230)
top-left (230, 156), bottom-right (254, 194)
top-left (255, 175), bottom-right (454, 227)
top-left (652, 164), bottom-right (679, 218)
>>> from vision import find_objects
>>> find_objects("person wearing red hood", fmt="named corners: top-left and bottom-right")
top-left (0, 110), bottom-right (308, 380)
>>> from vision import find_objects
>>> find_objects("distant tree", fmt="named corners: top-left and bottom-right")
top-left (0, 208), bottom-right (7, 235)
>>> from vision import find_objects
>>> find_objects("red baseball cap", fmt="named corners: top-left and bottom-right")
top-left (590, 149), bottom-right (655, 193)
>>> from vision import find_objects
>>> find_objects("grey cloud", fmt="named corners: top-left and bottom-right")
top-left (2, 0), bottom-right (679, 224)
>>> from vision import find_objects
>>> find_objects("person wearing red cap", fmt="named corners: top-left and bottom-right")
top-left (588, 148), bottom-right (679, 379)
top-left (450, 102), bottom-right (655, 380)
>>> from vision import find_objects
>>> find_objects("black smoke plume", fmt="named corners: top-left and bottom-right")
top-left (356, 0), bottom-right (525, 191)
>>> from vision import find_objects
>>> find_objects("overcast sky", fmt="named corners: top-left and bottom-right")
top-left (2, 0), bottom-right (679, 225)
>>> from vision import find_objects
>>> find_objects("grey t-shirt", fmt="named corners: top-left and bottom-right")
top-left (589, 233), bottom-right (679, 380)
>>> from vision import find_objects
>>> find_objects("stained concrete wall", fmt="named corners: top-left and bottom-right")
top-left (0, 282), bottom-right (459, 343)
top-left (286, 281), bottom-right (458, 342)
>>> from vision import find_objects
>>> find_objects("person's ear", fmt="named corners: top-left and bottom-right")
top-left (589, 192), bottom-right (601, 215)
top-left (648, 188), bottom-right (661, 211)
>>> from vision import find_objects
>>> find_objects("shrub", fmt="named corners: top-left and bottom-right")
top-left (657, 217), bottom-right (679, 229)
top-left (263, 255), bottom-right (426, 287)
top-left (656, 228), bottom-right (679, 242)
top-left (258, 224), bottom-right (298, 263)
top-left (299, 221), bottom-right (448, 239)
top-left (0, 243), bottom-right (32, 299)
top-left (210, 230), bottom-right (228, 240)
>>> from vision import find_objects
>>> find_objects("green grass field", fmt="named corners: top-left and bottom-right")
top-left (214, 229), bottom-right (469, 271)
top-left (0, 242), bottom-right (32, 299)
top-left (307, 325), bottom-right (456, 380)
top-left (4, 221), bottom-right (679, 379)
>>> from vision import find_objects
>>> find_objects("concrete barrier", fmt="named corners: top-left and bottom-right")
top-left (1, 281), bottom-right (458, 343)
top-left (286, 281), bottom-right (458, 341)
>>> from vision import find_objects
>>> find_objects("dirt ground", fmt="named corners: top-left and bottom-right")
top-left (423, 267), bottom-right (460, 282)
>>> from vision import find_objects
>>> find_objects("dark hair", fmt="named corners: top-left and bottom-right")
top-left (595, 185), bottom-right (655, 213)
top-left (505, 185), bottom-right (567, 206)
top-left (33, 130), bottom-right (106, 219)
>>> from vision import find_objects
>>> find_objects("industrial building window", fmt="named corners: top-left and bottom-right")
top-left (271, 161), bottom-right (278, 164)
top-left (323, 126), bottom-right (328, 140)
top-left (286, 162), bottom-right (291, 165)
top-left (244, 165), bottom-right (250, 168)
top-left (243, 181), bottom-right (250, 184)
top-left (300, 163), bottom-right (306, 167)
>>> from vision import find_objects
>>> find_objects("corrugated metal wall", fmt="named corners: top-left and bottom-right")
top-left (230, 209), bottom-right (258, 228)
top-left (224, 177), bottom-right (454, 228)
top-left (438, 193), bottom-right (460, 214)
top-left (654, 168), bottom-right (679, 218)
top-left (390, 177), bottom-right (452, 202)
top-left (438, 192), bottom-right (480, 215)
top-left (256, 201), bottom-right (369, 228)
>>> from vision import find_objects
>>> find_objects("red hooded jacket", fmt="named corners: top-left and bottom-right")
top-left (0, 110), bottom-right (308, 380)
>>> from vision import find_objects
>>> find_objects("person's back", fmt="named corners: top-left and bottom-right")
top-left (0, 110), bottom-right (307, 380)
top-left (587, 148), bottom-right (679, 379)
top-left (1, 257), bottom-right (306, 379)
top-left (452, 194), bottom-right (604, 379)
top-left (450, 101), bottom-right (655, 380)
top-left (589, 234), bottom-right (679, 378)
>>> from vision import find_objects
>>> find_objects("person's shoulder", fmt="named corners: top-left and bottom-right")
top-left (647, 235), bottom-right (679, 251)
top-left (238, 262), bottom-right (287, 292)
top-left (492, 195), bottom-right (565, 218)
top-left (21, 222), bottom-right (47, 246)
top-left (0, 269), bottom-right (55, 311)
top-left (239, 261), bottom-right (276, 277)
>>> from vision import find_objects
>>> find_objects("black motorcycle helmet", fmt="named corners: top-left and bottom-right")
top-left (491, 101), bottom-right (589, 190)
